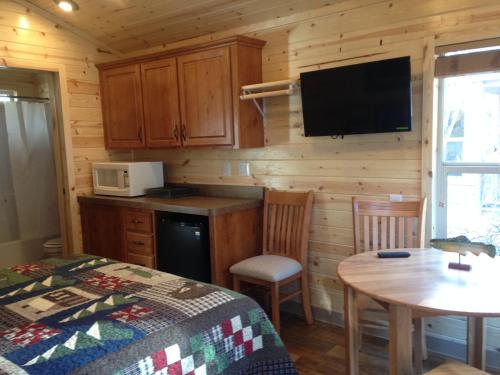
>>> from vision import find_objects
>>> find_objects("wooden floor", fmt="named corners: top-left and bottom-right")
top-left (280, 314), bottom-right (499, 375)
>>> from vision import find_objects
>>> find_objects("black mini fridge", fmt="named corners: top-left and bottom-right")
top-left (156, 212), bottom-right (211, 283)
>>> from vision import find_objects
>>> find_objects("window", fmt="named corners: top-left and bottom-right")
top-left (436, 71), bottom-right (500, 249)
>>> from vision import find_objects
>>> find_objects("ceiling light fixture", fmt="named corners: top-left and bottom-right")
top-left (19, 16), bottom-right (29, 29)
top-left (54, 0), bottom-right (79, 12)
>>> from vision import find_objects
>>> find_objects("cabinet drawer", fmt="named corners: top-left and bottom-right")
top-left (126, 232), bottom-right (154, 255)
top-left (127, 253), bottom-right (155, 269)
top-left (125, 210), bottom-right (153, 233)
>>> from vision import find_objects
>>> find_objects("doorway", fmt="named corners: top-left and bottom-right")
top-left (0, 68), bottom-right (64, 266)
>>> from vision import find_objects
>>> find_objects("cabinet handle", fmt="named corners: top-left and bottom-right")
top-left (131, 219), bottom-right (143, 225)
top-left (132, 240), bottom-right (145, 246)
top-left (137, 127), bottom-right (143, 141)
top-left (181, 124), bottom-right (187, 142)
top-left (173, 126), bottom-right (179, 141)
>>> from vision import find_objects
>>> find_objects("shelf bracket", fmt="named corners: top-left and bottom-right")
top-left (251, 96), bottom-right (265, 117)
top-left (240, 78), bottom-right (300, 118)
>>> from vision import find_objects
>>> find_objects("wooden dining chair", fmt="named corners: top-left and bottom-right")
top-left (352, 197), bottom-right (428, 371)
top-left (230, 189), bottom-right (314, 334)
top-left (425, 361), bottom-right (488, 374)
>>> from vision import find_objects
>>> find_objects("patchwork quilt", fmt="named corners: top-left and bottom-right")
top-left (0, 256), bottom-right (296, 374)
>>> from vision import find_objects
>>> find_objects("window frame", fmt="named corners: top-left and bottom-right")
top-left (435, 77), bottom-right (500, 239)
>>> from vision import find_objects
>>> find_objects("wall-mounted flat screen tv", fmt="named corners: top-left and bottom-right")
top-left (300, 56), bottom-right (412, 137)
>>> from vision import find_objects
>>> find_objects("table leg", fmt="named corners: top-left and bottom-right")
top-left (414, 317), bottom-right (424, 375)
top-left (389, 304), bottom-right (412, 375)
top-left (467, 317), bottom-right (485, 370)
top-left (344, 285), bottom-right (359, 375)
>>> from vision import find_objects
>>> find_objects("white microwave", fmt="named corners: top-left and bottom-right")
top-left (92, 162), bottom-right (164, 197)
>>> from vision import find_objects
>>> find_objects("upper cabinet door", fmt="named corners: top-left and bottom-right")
top-left (101, 64), bottom-right (145, 149)
top-left (141, 58), bottom-right (181, 148)
top-left (178, 47), bottom-right (233, 146)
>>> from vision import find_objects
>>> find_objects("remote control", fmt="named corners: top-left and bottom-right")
top-left (377, 251), bottom-right (411, 258)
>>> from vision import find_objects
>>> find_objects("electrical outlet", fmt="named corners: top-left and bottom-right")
top-left (223, 161), bottom-right (231, 177)
top-left (389, 194), bottom-right (403, 202)
top-left (238, 162), bottom-right (251, 177)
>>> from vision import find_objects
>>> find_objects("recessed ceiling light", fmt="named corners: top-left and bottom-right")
top-left (54, 0), bottom-right (79, 12)
top-left (19, 16), bottom-right (29, 29)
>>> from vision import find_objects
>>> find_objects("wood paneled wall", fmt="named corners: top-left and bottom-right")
top-left (129, 0), bottom-right (500, 317)
top-left (0, 69), bottom-right (37, 96)
top-left (0, 0), bottom-right (129, 253)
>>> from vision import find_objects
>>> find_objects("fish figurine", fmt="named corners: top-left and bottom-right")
top-left (430, 235), bottom-right (497, 258)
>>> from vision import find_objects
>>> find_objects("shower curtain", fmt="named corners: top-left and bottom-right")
top-left (0, 101), bottom-right (59, 246)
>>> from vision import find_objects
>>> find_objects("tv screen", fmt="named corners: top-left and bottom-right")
top-left (300, 56), bottom-right (412, 137)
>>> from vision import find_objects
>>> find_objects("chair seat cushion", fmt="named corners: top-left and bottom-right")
top-left (230, 255), bottom-right (302, 282)
top-left (425, 361), bottom-right (488, 374)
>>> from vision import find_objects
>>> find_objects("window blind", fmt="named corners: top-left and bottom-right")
top-left (435, 38), bottom-right (500, 78)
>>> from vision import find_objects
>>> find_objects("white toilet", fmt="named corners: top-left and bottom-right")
top-left (42, 237), bottom-right (63, 258)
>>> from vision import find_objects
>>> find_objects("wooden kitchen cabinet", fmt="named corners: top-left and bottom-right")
top-left (100, 64), bottom-right (145, 148)
top-left (141, 58), bottom-right (181, 148)
top-left (97, 36), bottom-right (266, 150)
top-left (177, 47), bottom-right (233, 146)
top-left (80, 202), bottom-right (156, 267)
top-left (80, 202), bottom-right (125, 261)
top-left (123, 208), bottom-right (156, 268)
top-left (78, 194), bottom-right (263, 288)
top-left (209, 207), bottom-right (262, 287)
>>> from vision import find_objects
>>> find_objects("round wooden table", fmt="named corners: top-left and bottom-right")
top-left (337, 248), bottom-right (500, 375)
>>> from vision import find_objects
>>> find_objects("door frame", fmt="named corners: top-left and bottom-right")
top-left (421, 34), bottom-right (500, 244)
top-left (2, 59), bottom-right (79, 256)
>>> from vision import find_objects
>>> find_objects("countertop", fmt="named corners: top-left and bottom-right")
top-left (77, 194), bottom-right (262, 216)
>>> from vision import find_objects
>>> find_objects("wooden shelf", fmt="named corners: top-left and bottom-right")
top-left (240, 78), bottom-right (300, 117)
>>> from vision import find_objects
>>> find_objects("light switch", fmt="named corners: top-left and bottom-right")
top-left (238, 162), bottom-right (251, 177)
top-left (389, 194), bottom-right (403, 202)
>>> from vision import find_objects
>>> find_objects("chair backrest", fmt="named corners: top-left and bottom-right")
top-left (262, 189), bottom-right (314, 265)
top-left (352, 197), bottom-right (427, 253)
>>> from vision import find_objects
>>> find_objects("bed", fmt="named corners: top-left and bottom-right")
top-left (0, 255), bottom-right (296, 374)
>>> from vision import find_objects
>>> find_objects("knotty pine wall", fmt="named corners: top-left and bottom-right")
top-left (0, 69), bottom-right (38, 96)
top-left (129, 0), bottom-right (500, 355)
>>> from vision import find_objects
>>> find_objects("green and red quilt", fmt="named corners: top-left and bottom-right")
top-left (0, 256), bottom-right (296, 374)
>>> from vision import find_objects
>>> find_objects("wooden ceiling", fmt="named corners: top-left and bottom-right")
top-left (25, 0), bottom-right (332, 53)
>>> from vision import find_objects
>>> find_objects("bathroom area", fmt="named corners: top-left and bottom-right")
top-left (0, 68), bottom-right (62, 267)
